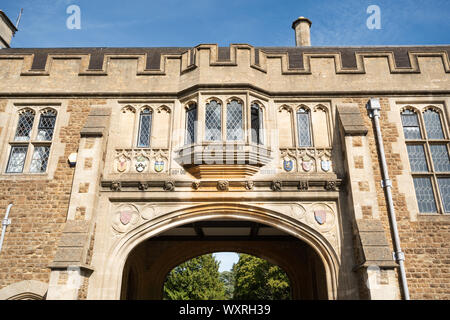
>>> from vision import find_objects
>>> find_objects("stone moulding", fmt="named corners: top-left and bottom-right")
top-left (101, 178), bottom-right (342, 192)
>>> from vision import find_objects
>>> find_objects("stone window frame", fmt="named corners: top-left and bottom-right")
top-left (250, 100), bottom-right (265, 145)
top-left (203, 96), bottom-right (249, 143)
top-left (119, 104), bottom-right (155, 148)
top-left (136, 106), bottom-right (153, 148)
top-left (3, 105), bottom-right (59, 175)
top-left (294, 104), bottom-right (314, 147)
top-left (184, 102), bottom-right (198, 145)
top-left (401, 105), bottom-right (450, 215)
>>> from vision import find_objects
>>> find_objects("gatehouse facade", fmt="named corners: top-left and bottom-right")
top-left (0, 12), bottom-right (449, 300)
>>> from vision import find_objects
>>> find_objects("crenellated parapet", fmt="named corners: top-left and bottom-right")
top-left (0, 44), bottom-right (449, 80)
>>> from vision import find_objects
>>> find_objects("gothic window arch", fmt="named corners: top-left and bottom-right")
top-left (401, 106), bottom-right (450, 214)
top-left (296, 107), bottom-right (312, 147)
top-left (251, 102), bottom-right (264, 145)
top-left (205, 99), bottom-right (222, 141)
top-left (137, 107), bottom-right (153, 148)
top-left (185, 103), bottom-right (197, 145)
top-left (226, 99), bottom-right (244, 141)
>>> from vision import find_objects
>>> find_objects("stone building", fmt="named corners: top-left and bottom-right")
top-left (0, 11), bottom-right (449, 300)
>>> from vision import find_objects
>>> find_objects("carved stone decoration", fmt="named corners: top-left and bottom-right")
top-left (283, 158), bottom-right (294, 172)
top-left (290, 203), bottom-right (306, 220)
top-left (112, 204), bottom-right (140, 233)
top-left (116, 155), bottom-right (129, 173)
top-left (301, 157), bottom-right (314, 172)
top-left (138, 182), bottom-right (148, 191)
top-left (325, 180), bottom-right (337, 191)
top-left (271, 180), bottom-right (282, 191)
top-left (321, 159), bottom-right (331, 172)
top-left (111, 181), bottom-right (121, 191)
top-left (298, 180), bottom-right (309, 191)
top-left (141, 205), bottom-right (155, 220)
top-left (135, 155), bottom-right (148, 173)
top-left (244, 180), bottom-right (254, 190)
top-left (120, 211), bottom-right (132, 225)
top-left (192, 181), bottom-right (200, 190)
top-left (163, 181), bottom-right (175, 191)
top-left (314, 210), bottom-right (327, 225)
top-left (217, 180), bottom-right (229, 191)
top-left (307, 203), bottom-right (336, 233)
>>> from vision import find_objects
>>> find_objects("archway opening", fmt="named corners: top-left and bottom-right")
top-left (120, 219), bottom-right (328, 300)
top-left (162, 252), bottom-right (292, 300)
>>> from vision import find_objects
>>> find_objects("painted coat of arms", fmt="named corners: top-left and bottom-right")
top-left (120, 210), bottom-right (133, 225)
top-left (283, 159), bottom-right (294, 172)
top-left (154, 160), bottom-right (165, 173)
top-left (321, 160), bottom-right (331, 172)
top-left (314, 210), bottom-right (327, 225)
top-left (135, 155), bottom-right (147, 173)
top-left (117, 156), bottom-right (128, 173)
top-left (302, 159), bottom-right (313, 172)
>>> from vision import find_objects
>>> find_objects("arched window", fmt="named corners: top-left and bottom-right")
top-left (401, 107), bottom-right (450, 214)
top-left (226, 100), bottom-right (243, 141)
top-left (401, 109), bottom-right (421, 140)
top-left (36, 109), bottom-right (57, 141)
top-left (137, 108), bottom-right (152, 148)
top-left (185, 103), bottom-right (197, 145)
top-left (251, 103), bottom-right (263, 145)
top-left (423, 109), bottom-right (444, 139)
top-left (296, 108), bottom-right (312, 147)
top-left (205, 100), bottom-right (222, 141)
top-left (14, 109), bottom-right (35, 142)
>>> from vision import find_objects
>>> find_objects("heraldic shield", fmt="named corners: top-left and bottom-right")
top-left (314, 210), bottom-right (327, 225)
top-left (283, 159), bottom-right (294, 172)
top-left (154, 161), bottom-right (164, 173)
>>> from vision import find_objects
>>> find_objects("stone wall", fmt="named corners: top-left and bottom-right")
top-left (0, 99), bottom-right (103, 290)
top-left (343, 97), bottom-right (450, 300)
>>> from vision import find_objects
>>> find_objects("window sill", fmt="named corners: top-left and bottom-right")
top-left (416, 213), bottom-right (450, 222)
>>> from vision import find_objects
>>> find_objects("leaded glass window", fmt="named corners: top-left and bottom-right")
top-left (423, 109), bottom-right (444, 139)
top-left (402, 106), bottom-right (449, 214)
top-left (185, 104), bottom-right (197, 145)
top-left (401, 110), bottom-right (421, 140)
top-left (251, 104), bottom-right (263, 145)
top-left (297, 108), bottom-right (312, 147)
top-left (437, 178), bottom-right (450, 212)
top-left (205, 100), bottom-right (222, 141)
top-left (6, 108), bottom-right (57, 174)
top-left (14, 110), bottom-right (35, 142)
top-left (226, 100), bottom-right (243, 141)
top-left (430, 144), bottom-right (450, 172)
top-left (413, 177), bottom-right (437, 213)
top-left (6, 146), bottom-right (28, 173)
top-left (406, 145), bottom-right (428, 172)
top-left (30, 146), bottom-right (50, 173)
top-left (36, 110), bottom-right (57, 141)
top-left (137, 109), bottom-right (152, 148)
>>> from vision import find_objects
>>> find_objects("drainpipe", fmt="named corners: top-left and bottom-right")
top-left (0, 204), bottom-right (13, 254)
top-left (366, 98), bottom-right (410, 300)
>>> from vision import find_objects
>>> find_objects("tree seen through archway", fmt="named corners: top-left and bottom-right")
top-left (163, 253), bottom-right (291, 300)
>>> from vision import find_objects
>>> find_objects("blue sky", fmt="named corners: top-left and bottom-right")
top-left (1, 0), bottom-right (450, 48)
top-left (213, 252), bottom-right (239, 272)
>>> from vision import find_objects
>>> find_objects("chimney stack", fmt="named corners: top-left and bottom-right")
top-left (292, 16), bottom-right (312, 47)
top-left (0, 10), bottom-right (18, 48)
